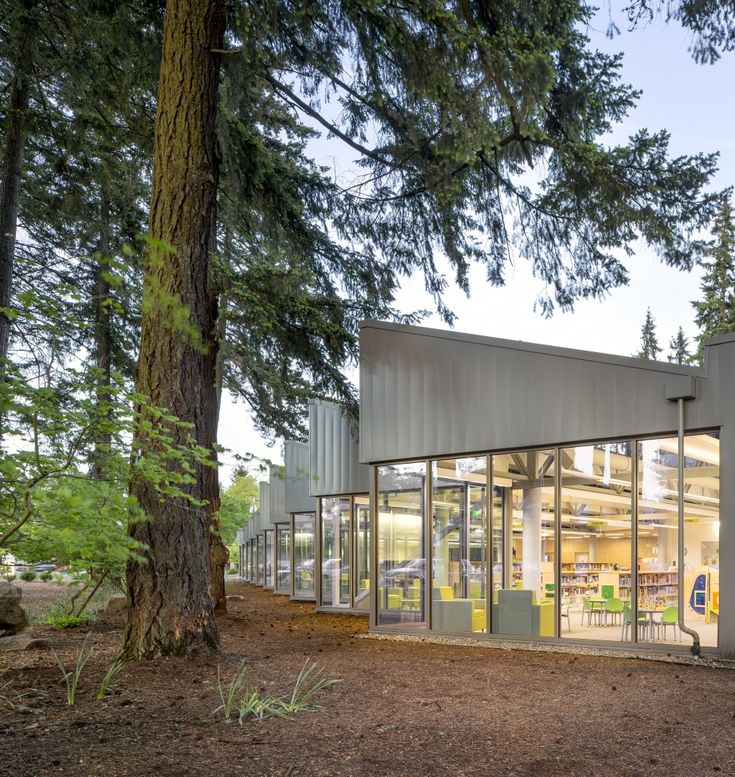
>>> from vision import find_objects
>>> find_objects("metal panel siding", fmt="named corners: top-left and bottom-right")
top-left (269, 466), bottom-right (288, 524)
top-left (258, 482), bottom-right (271, 529)
top-left (359, 321), bottom-right (723, 463)
top-left (309, 400), bottom-right (370, 496)
top-left (285, 440), bottom-right (317, 513)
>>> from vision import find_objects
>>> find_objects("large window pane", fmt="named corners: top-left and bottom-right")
top-left (321, 497), bottom-right (351, 607)
top-left (560, 443), bottom-right (633, 642)
top-left (276, 524), bottom-right (291, 593)
top-left (683, 433), bottom-right (720, 648)
top-left (638, 434), bottom-right (720, 647)
top-left (491, 450), bottom-right (555, 637)
top-left (354, 496), bottom-right (371, 611)
top-left (431, 457), bottom-right (487, 633)
top-left (264, 529), bottom-right (274, 588)
top-left (293, 512), bottom-right (316, 598)
top-left (377, 463), bottom-right (426, 626)
top-left (256, 534), bottom-right (264, 586)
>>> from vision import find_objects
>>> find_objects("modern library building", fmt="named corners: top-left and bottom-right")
top-left (240, 320), bottom-right (735, 661)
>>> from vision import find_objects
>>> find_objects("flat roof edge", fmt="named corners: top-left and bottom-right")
top-left (360, 320), bottom-right (707, 377)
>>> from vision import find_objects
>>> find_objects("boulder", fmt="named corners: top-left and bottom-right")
top-left (0, 634), bottom-right (49, 652)
top-left (0, 580), bottom-right (28, 635)
top-left (105, 593), bottom-right (128, 612)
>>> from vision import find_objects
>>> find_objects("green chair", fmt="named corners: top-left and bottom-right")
top-left (657, 606), bottom-right (679, 641)
top-left (622, 605), bottom-right (649, 640)
top-left (582, 597), bottom-right (599, 626)
top-left (604, 597), bottom-right (624, 626)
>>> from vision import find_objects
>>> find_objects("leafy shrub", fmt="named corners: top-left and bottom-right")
top-left (20, 569), bottom-right (36, 582)
top-left (3, 574), bottom-right (15, 582)
top-left (44, 601), bottom-right (94, 630)
top-left (39, 571), bottom-right (53, 582)
top-left (46, 612), bottom-right (93, 630)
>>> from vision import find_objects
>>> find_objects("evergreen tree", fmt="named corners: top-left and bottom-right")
top-left (692, 197), bottom-right (735, 359)
top-left (636, 308), bottom-right (662, 360)
top-left (668, 326), bottom-right (693, 364)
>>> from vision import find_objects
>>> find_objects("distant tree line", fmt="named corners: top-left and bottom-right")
top-left (636, 197), bottom-right (735, 365)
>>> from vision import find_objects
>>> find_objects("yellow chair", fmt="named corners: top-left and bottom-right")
top-left (387, 587), bottom-right (403, 610)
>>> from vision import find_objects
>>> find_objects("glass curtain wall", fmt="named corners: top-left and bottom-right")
top-left (373, 432), bottom-right (719, 647)
top-left (431, 457), bottom-right (487, 633)
top-left (275, 524), bottom-right (291, 593)
top-left (248, 539), bottom-right (256, 581)
top-left (491, 450), bottom-right (556, 637)
top-left (377, 463), bottom-right (426, 626)
top-left (320, 497), bottom-right (351, 607)
top-left (243, 542), bottom-right (250, 582)
top-left (256, 534), bottom-right (264, 586)
top-left (264, 530), bottom-right (274, 588)
top-left (293, 512), bottom-right (316, 599)
top-left (354, 496), bottom-right (371, 611)
top-left (560, 443), bottom-right (633, 642)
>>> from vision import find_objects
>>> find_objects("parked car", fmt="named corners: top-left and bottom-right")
top-left (33, 563), bottom-right (56, 573)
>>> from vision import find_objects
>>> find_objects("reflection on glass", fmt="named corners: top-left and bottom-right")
top-left (248, 539), bottom-right (255, 582)
top-left (321, 497), bottom-right (351, 607)
top-left (293, 512), bottom-right (316, 598)
top-left (560, 443), bottom-right (632, 642)
top-left (637, 434), bottom-right (720, 647)
top-left (276, 524), bottom-right (291, 593)
top-left (256, 534), bottom-right (264, 586)
top-left (491, 450), bottom-right (555, 637)
top-left (354, 496), bottom-right (371, 611)
top-left (264, 530), bottom-right (274, 588)
top-left (377, 463), bottom-right (426, 626)
top-left (431, 457), bottom-right (487, 633)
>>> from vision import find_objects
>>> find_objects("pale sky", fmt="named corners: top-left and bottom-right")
top-left (218, 8), bottom-right (735, 484)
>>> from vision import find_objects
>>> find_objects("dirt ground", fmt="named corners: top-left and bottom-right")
top-left (2, 582), bottom-right (735, 777)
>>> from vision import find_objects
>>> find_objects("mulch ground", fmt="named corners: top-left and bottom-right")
top-left (2, 582), bottom-right (735, 777)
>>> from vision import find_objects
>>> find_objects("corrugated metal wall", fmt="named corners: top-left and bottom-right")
top-left (285, 440), bottom-right (317, 513)
top-left (258, 482), bottom-right (271, 530)
top-left (359, 321), bottom-right (719, 463)
top-left (309, 400), bottom-right (370, 496)
top-left (269, 465), bottom-right (288, 524)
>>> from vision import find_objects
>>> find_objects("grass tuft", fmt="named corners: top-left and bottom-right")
top-left (96, 656), bottom-right (124, 700)
top-left (52, 633), bottom-right (95, 705)
top-left (213, 658), bottom-right (341, 724)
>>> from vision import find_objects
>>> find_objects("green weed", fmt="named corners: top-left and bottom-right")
top-left (52, 634), bottom-right (95, 705)
top-left (96, 656), bottom-right (124, 700)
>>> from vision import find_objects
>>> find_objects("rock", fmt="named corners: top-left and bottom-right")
top-left (105, 593), bottom-right (127, 612)
top-left (0, 634), bottom-right (49, 652)
top-left (227, 594), bottom-right (245, 601)
top-left (0, 580), bottom-right (28, 635)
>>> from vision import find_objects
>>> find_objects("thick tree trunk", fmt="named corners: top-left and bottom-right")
top-left (208, 232), bottom-right (230, 611)
top-left (205, 285), bottom-right (228, 611)
top-left (124, 0), bottom-right (226, 659)
top-left (91, 188), bottom-right (112, 478)
top-left (0, 24), bottom-right (33, 369)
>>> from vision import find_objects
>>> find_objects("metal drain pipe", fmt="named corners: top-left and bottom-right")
top-left (677, 397), bottom-right (701, 656)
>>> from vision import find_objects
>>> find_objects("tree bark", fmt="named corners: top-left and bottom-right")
top-left (124, 0), bottom-right (226, 659)
top-left (205, 283), bottom-right (228, 611)
top-left (91, 187), bottom-right (112, 479)
top-left (207, 231), bottom-right (230, 612)
top-left (0, 16), bottom-right (33, 369)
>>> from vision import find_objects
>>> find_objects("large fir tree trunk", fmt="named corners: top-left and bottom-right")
top-left (124, 0), bottom-right (226, 659)
top-left (205, 285), bottom-right (228, 611)
top-left (0, 20), bottom-right (33, 369)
